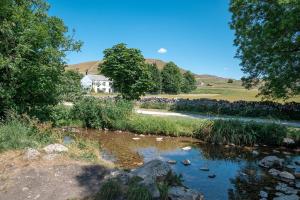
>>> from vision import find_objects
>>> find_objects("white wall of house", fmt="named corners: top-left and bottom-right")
top-left (91, 80), bottom-right (113, 93)
top-left (80, 75), bottom-right (114, 93)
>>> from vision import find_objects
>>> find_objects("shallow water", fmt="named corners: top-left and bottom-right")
top-left (78, 129), bottom-right (300, 200)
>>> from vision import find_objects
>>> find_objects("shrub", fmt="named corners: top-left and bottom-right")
top-left (72, 97), bottom-right (133, 129)
top-left (164, 171), bottom-right (183, 186)
top-left (195, 120), bottom-right (287, 146)
top-left (96, 180), bottom-right (122, 200)
top-left (127, 185), bottom-right (153, 200)
top-left (50, 104), bottom-right (73, 126)
top-left (0, 116), bottom-right (55, 152)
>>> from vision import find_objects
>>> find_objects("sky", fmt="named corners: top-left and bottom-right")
top-left (47, 0), bottom-right (243, 79)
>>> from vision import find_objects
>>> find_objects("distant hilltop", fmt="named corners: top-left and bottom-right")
top-left (66, 59), bottom-right (241, 86)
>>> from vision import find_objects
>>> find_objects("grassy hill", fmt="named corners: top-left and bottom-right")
top-left (66, 59), bottom-right (242, 87)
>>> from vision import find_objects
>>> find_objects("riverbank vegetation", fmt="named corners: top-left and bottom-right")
top-left (47, 97), bottom-right (299, 146)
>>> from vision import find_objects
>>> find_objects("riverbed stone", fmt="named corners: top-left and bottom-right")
top-left (295, 160), bottom-right (300, 166)
top-left (167, 160), bottom-right (177, 164)
top-left (168, 186), bottom-right (204, 200)
top-left (275, 183), bottom-right (298, 195)
top-left (259, 156), bottom-right (284, 168)
top-left (182, 160), bottom-right (191, 166)
top-left (269, 168), bottom-right (281, 177)
top-left (294, 169), bottom-right (300, 179)
top-left (259, 191), bottom-right (268, 198)
top-left (273, 194), bottom-right (299, 200)
top-left (283, 138), bottom-right (295, 145)
top-left (279, 171), bottom-right (295, 181)
top-left (43, 144), bottom-right (68, 154)
top-left (23, 148), bottom-right (40, 160)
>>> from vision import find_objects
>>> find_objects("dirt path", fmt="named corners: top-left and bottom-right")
top-left (136, 109), bottom-right (300, 128)
top-left (0, 151), bottom-right (111, 200)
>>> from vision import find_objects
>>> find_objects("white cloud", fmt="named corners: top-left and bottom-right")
top-left (157, 48), bottom-right (167, 54)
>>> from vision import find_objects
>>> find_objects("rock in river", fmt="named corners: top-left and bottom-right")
top-left (167, 160), bottom-right (177, 164)
top-left (182, 146), bottom-right (192, 151)
top-left (273, 194), bottom-right (299, 200)
top-left (131, 160), bottom-right (172, 199)
top-left (168, 186), bottom-right (204, 200)
top-left (279, 171), bottom-right (295, 181)
top-left (182, 159), bottom-right (191, 166)
top-left (258, 156), bottom-right (284, 168)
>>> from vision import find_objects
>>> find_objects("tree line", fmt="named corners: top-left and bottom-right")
top-left (100, 43), bottom-right (197, 100)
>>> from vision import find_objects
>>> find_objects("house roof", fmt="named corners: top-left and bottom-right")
top-left (86, 74), bottom-right (110, 81)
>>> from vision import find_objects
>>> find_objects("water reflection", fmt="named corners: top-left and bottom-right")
top-left (77, 129), bottom-right (299, 200)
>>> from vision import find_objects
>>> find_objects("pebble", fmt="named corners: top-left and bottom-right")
top-left (156, 137), bottom-right (163, 142)
top-left (208, 174), bottom-right (216, 178)
top-left (182, 159), bottom-right (191, 166)
top-left (259, 191), bottom-right (268, 198)
top-left (182, 146), bottom-right (192, 151)
top-left (200, 167), bottom-right (209, 171)
top-left (167, 160), bottom-right (177, 164)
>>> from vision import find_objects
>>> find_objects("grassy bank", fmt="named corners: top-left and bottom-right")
top-left (64, 97), bottom-right (300, 146)
top-left (0, 115), bottom-right (108, 165)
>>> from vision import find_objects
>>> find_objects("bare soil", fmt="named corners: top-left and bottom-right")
top-left (0, 151), bottom-right (111, 200)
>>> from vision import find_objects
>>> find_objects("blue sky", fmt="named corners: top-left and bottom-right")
top-left (48, 0), bottom-right (243, 79)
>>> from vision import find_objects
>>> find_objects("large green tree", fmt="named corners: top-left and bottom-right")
top-left (146, 63), bottom-right (162, 94)
top-left (161, 62), bottom-right (183, 94)
top-left (59, 70), bottom-right (84, 102)
top-left (230, 0), bottom-right (300, 99)
top-left (100, 43), bottom-right (151, 100)
top-left (0, 0), bottom-right (81, 119)
top-left (181, 71), bottom-right (197, 93)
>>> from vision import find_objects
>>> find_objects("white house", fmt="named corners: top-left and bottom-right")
top-left (81, 74), bottom-right (114, 93)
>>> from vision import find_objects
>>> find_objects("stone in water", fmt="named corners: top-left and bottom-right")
top-left (182, 146), bottom-right (192, 151)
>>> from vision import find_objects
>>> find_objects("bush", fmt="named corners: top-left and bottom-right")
top-left (72, 97), bottom-right (133, 129)
top-left (195, 120), bottom-right (287, 146)
top-left (0, 116), bottom-right (55, 152)
top-left (50, 104), bottom-right (73, 126)
top-left (96, 180), bottom-right (122, 200)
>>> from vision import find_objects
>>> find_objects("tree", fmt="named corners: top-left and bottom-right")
top-left (161, 62), bottom-right (183, 94)
top-left (146, 63), bottom-right (162, 94)
top-left (181, 71), bottom-right (197, 93)
top-left (227, 79), bottom-right (234, 84)
top-left (59, 70), bottom-right (84, 101)
top-left (230, 0), bottom-right (300, 99)
top-left (100, 43), bottom-right (151, 100)
top-left (0, 0), bottom-right (82, 119)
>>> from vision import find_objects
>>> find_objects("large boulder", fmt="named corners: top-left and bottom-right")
top-left (168, 186), bottom-right (204, 200)
top-left (43, 144), bottom-right (68, 154)
top-left (132, 159), bottom-right (171, 180)
top-left (131, 160), bottom-right (172, 199)
top-left (258, 156), bottom-right (284, 168)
